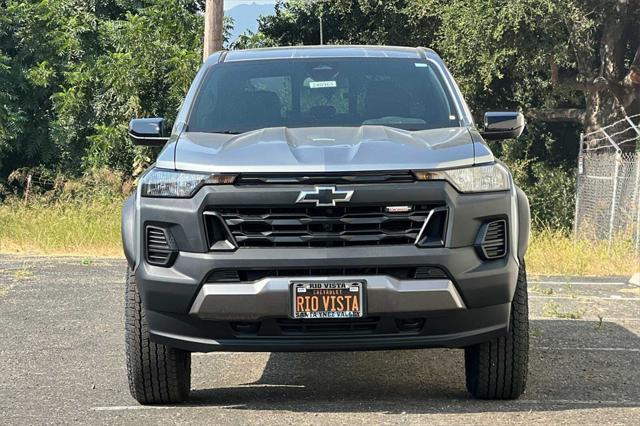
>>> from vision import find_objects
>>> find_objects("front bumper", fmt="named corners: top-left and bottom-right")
top-left (149, 303), bottom-right (510, 352)
top-left (190, 275), bottom-right (465, 320)
top-left (126, 180), bottom-right (523, 352)
top-left (137, 245), bottom-right (518, 352)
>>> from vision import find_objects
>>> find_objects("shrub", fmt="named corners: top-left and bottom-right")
top-left (3, 166), bottom-right (133, 204)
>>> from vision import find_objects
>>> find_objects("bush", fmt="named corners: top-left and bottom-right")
top-left (3, 167), bottom-right (133, 204)
top-left (525, 163), bottom-right (576, 230)
top-left (493, 122), bottom-right (577, 231)
top-left (499, 155), bottom-right (576, 231)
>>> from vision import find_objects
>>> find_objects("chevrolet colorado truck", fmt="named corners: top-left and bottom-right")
top-left (122, 46), bottom-right (530, 404)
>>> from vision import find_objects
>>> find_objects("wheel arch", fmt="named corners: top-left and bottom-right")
top-left (122, 194), bottom-right (137, 268)
top-left (515, 185), bottom-right (530, 262)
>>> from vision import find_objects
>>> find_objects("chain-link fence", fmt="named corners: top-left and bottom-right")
top-left (574, 114), bottom-right (640, 252)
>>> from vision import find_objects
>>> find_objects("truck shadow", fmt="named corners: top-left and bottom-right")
top-left (189, 319), bottom-right (640, 413)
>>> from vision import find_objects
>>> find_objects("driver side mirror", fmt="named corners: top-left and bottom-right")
top-left (480, 112), bottom-right (525, 140)
top-left (129, 118), bottom-right (169, 146)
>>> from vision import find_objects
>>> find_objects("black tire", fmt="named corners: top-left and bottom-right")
top-left (464, 261), bottom-right (529, 399)
top-left (125, 268), bottom-right (191, 404)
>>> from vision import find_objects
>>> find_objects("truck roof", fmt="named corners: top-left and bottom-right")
top-left (211, 45), bottom-right (438, 64)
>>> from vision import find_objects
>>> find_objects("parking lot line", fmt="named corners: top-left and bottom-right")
top-left (92, 398), bottom-right (640, 412)
top-left (92, 405), bottom-right (174, 411)
top-left (529, 316), bottom-right (640, 321)
top-left (514, 399), bottom-right (640, 406)
top-left (529, 280), bottom-right (628, 286)
top-left (533, 346), bottom-right (640, 352)
top-left (529, 295), bottom-right (640, 301)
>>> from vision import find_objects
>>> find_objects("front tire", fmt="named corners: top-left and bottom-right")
top-left (464, 262), bottom-right (529, 399)
top-left (125, 268), bottom-right (191, 404)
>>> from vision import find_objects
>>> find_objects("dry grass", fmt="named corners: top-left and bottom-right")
top-left (0, 198), bottom-right (638, 276)
top-left (526, 228), bottom-right (639, 276)
top-left (0, 198), bottom-right (123, 257)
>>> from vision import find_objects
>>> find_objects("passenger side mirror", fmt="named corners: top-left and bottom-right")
top-left (480, 112), bottom-right (525, 140)
top-left (129, 118), bottom-right (169, 146)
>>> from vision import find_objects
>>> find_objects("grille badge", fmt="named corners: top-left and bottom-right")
top-left (296, 186), bottom-right (354, 207)
top-left (385, 206), bottom-right (411, 213)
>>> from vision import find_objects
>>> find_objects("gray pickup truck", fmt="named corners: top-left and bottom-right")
top-left (122, 46), bottom-right (530, 404)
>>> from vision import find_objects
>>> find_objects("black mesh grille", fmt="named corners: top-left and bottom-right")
top-left (414, 266), bottom-right (449, 279)
top-left (205, 266), bottom-right (449, 283)
top-left (213, 204), bottom-right (446, 248)
top-left (477, 219), bottom-right (507, 259)
top-left (228, 316), bottom-right (425, 337)
top-left (145, 226), bottom-right (176, 266)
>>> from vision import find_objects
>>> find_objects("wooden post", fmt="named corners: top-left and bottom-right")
top-left (24, 174), bottom-right (32, 202)
top-left (203, 0), bottom-right (224, 62)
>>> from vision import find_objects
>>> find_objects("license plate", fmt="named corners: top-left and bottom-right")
top-left (291, 280), bottom-right (365, 319)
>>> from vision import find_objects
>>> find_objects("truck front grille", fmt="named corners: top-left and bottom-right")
top-left (212, 204), bottom-right (446, 248)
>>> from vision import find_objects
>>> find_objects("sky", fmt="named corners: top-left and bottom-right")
top-left (224, 0), bottom-right (277, 10)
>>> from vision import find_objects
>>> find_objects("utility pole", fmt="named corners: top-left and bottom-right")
top-left (308, 0), bottom-right (329, 45)
top-left (203, 0), bottom-right (224, 62)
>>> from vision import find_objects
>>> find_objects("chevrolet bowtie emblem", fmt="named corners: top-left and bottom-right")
top-left (296, 186), bottom-right (354, 207)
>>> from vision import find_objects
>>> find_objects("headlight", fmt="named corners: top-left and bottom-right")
top-left (414, 163), bottom-right (511, 192)
top-left (140, 168), bottom-right (236, 198)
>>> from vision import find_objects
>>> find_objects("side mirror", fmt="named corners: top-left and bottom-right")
top-left (480, 112), bottom-right (525, 140)
top-left (129, 118), bottom-right (169, 146)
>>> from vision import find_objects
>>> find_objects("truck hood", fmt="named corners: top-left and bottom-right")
top-left (164, 126), bottom-right (481, 173)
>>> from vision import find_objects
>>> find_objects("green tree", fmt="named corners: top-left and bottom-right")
top-left (414, 0), bottom-right (640, 135)
top-left (0, 0), bottom-right (206, 178)
top-left (64, 0), bottom-right (204, 173)
top-left (231, 30), bottom-right (277, 50)
top-left (259, 0), bottom-right (439, 47)
top-left (0, 0), bottom-right (110, 174)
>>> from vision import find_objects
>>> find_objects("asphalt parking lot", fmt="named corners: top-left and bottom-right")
top-left (1, 256), bottom-right (638, 424)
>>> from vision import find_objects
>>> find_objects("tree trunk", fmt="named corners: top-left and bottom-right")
top-left (203, 0), bottom-right (224, 62)
top-left (547, 0), bottom-right (639, 147)
top-left (582, 0), bottom-right (635, 138)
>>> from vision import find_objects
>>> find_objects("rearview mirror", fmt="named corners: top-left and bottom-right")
top-left (129, 118), bottom-right (169, 146)
top-left (480, 112), bottom-right (525, 140)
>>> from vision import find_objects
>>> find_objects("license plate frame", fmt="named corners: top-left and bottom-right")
top-left (290, 280), bottom-right (365, 319)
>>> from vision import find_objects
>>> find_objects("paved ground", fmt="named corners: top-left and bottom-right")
top-left (1, 256), bottom-right (638, 424)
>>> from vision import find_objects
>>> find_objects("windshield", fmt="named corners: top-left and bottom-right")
top-left (187, 58), bottom-right (460, 134)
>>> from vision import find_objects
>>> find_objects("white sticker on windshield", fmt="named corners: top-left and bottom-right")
top-left (414, 63), bottom-right (429, 67)
top-left (309, 80), bottom-right (337, 89)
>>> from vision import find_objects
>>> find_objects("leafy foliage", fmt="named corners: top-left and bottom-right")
top-left (0, 0), bottom-right (204, 177)
top-left (258, 0), bottom-right (439, 47)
